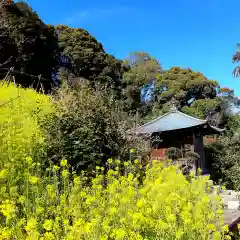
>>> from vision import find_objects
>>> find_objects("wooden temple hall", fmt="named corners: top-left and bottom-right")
top-left (132, 106), bottom-right (224, 174)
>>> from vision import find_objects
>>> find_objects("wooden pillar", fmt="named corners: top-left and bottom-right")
top-left (193, 130), bottom-right (206, 174)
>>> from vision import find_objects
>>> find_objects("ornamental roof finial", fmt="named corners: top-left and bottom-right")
top-left (170, 105), bottom-right (177, 112)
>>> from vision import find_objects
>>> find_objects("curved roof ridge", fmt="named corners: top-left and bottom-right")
top-left (133, 108), bottom-right (211, 134)
top-left (176, 110), bottom-right (207, 123)
top-left (208, 125), bottom-right (225, 132)
top-left (138, 109), bottom-right (206, 129)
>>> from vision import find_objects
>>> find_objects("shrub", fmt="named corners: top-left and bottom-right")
top-left (0, 160), bottom-right (229, 239)
top-left (185, 151), bottom-right (200, 162)
top-left (0, 84), bottom-right (54, 184)
top-left (206, 115), bottom-right (240, 189)
top-left (42, 82), bottom-right (146, 171)
top-left (166, 147), bottom-right (181, 160)
top-left (176, 151), bottom-right (199, 177)
top-left (0, 84), bottom-right (230, 239)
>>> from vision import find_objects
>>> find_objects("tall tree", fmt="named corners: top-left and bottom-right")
top-left (154, 67), bottom-right (218, 108)
top-left (233, 43), bottom-right (240, 77)
top-left (0, 1), bottom-right (60, 90)
top-left (206, 115), bottom-right (240, 190)
top-left (122, 52), bottom-right (162, 113)
top-left (55, 25), bottom-right (126, 90)
top-left (138, 66), bottom-right (234, 128)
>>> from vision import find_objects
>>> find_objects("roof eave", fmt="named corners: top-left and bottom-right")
top-left (203, 123), bottom-right (225, 135)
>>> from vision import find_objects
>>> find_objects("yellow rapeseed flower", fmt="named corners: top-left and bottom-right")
top-left (152, 159), bottom-right (158, 165)
top-left (0, 228), bottom-right (12, 239)
top-left (0, 200), bottom-right (16, 220)
top-left (221, 185), bottom-right (226, 191)
top-left (25, 156), bottom-right (33, 165)
top-left (136, 199), bottom-right (144, 208)
top-left (0, 169), bottom-right (8, 179)
top-left (29, 176), bottom-right (40, 184)
top-left (18, 195), bottom-right (26, 204)
top-left (100, 237), bottom-right (108, 240)
top-left (176, 229), bottom-right (184, 239)
top-left (134, 159), bottom-right (140, 164)
top-left (43, 232), bottom-right (55, 240)
top-left (62, 169), bottom-right (69, 178)
top-left (43, 219), bottom-right (54, 231)
top-left (83, 222), bottom-right (92, 233)
top-left (115, 228), bottom-right (125, 240)
top-left (53, 165), bottom-right (60, 171)
top-left (123, 161), bottom-right (129, 167)
top-left (115, 160), bottom-right (121, 165)
top-left (60, 159), bottom-right (68, 167)
top-left (207, 223), bottom-right (216, 232)
top-left (36, 206), bottom-right (44, 215)
top-left (25, 218), bottom-right (37, 232)
top-left (47, 184), bottom-right (55, 199)
top-left (130, 148), bottom-right (135, 153)
top-left (107, 158), bottom-right (113, 164)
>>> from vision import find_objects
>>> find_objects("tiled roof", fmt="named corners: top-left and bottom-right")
top-left (133, 107), bottom-right (224, 134)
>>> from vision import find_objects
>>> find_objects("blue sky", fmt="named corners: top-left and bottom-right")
top-left (27, 0), bottom-right (240, 95)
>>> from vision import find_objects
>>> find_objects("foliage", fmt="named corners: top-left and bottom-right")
top-left (55, 25), bottom-right (126, 90)
top-left (232, 43), bottom-right (240, 77)
top-left (154, 67), bottom-right (218, 107)
top-left (140, 66), bottom-right (234, 128)
top-left (206, 115), bottom-right (240, 189)
top-left (0, 79), bottom-right (231, 240)
top-left (42, 82), bottom-right (145, 171)
top-left (0, 1), bottom-right (60, 90)
top-left (122, 52), bottom-right (162, 113)
top-left (183, 99), bottom-right (220, 119)
top-left (150, 67), bottom-right (221, 120)
top-left (183, 97), bottom-right (231, 128)
top-left (185, 151), bottom-right (200, 162)
top-left (0, 157), bottom-right (229, 239)
top-left (0, 83), bottom-right (54, 192)
top-left (0, 0), bottom-right (234, 131)
top-left (0, 2), bottom-right (127, 93)
top-left (166, 147), bottom-right (181, 160)
top-left (123, 52), bottom-right (162, 86)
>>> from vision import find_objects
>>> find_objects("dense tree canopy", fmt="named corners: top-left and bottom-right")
top-left (0, 2), bottom-right (126, 92)
top-left (120, 51), bottom-right (236, 128)
top-left (0, 0), bottom-right (238, 128)
top-left (206, 115), bottom-right (240, 190)
top-left (155, 67), bottom-right (218, 107)
top-left (0, 1), bottom-right (60, 90)
top-left (151, 68), bottom-right (235, 127)
top-left (42, 82), bottom-right (145, 172)
top-left (122, 52), bottom-right (162, 113)
top-left (55, 25), bottom-right (126, 90)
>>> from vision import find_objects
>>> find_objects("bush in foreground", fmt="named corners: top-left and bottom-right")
top-left (42, 82), bottom-right (145, 172)
top-left (0, 159), bottom-right (229, 239)
top-left (0, 83), bottom-right (54, 191)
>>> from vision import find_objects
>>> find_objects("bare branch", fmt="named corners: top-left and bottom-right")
top-left (0, 56), bottom-right (12, 67)
top-left (0, 67), bottom-right (48, 82)
top-left (233, 66), bottom-right (240, 78)
top-left (0, 96), bottom-right (20, 108)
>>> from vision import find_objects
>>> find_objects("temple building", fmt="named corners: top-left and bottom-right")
top-left (133, 106), bottom-right (224, 174)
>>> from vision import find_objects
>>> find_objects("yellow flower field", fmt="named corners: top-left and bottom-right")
top-left (0, 85), bottom-right (230, 239)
